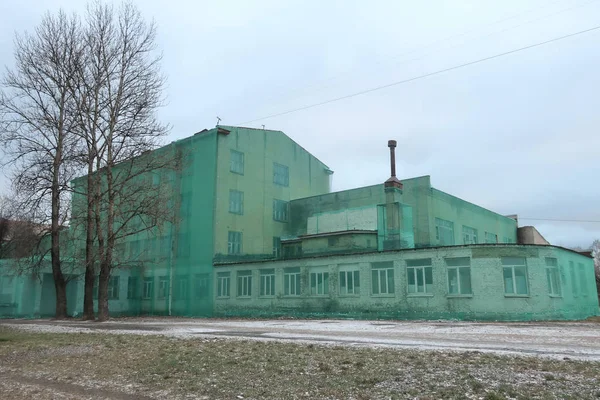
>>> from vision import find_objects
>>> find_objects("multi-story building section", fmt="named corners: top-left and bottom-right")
top-left (0, 126), bottom-right (597, 321)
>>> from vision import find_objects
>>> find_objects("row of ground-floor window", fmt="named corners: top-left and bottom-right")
top-left (211, 256), bottom-right (593, 300)
top-left (66, 256), bottom-right (594, 302)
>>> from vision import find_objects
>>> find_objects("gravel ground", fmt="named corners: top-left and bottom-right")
top-left (1, 321), bottom-right (600, 399)
top-left (3, 317), bottom-right (600, 360)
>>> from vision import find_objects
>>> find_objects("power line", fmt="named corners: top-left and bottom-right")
top-left (258, 0), bottom-right (598, 108)
top-left (237, 24), bottom-right (600, 125)
top-left (519, 218), bottom-right (600, 223)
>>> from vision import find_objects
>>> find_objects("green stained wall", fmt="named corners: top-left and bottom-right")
top-left (288, 176), bottom-right (517, 251)
top-left (289, 176), bottom-right (432, 245)
top-left (212, 126), bottom-right (330, 261)
top-left (169, 131), bottom-right (219, 316)
top-left (76, 130), bottom-right (220, 317)
top-left (212, 244), bottom-right (599, 321)
top-left (429, 189), bottom-right (517, 246)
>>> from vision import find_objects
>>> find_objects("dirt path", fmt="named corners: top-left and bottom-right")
top-left (0, 371), bottom-right (154, 400)
top-left (3, 318), bottom-right (600, 360)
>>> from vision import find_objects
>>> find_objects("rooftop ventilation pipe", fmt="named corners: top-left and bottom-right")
top-left (384, 140), bottom-right (403, 189)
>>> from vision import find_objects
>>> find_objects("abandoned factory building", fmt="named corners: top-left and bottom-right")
top-left (1, 126), bottom-right (598, 320)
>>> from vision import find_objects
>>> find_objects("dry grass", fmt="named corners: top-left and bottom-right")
top-left (1, 326), bottom-right (600, 399)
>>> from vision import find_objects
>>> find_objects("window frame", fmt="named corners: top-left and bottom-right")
top-left (230, 150), bottom-right (244, 175)
top-left (502, 257), bottom-right (529, 297)
top-left (485, 232), bottom-right (498, 244)
top-left (371, 262), bottom-right (395, 296)
top-left (338, 264), bottom-right (360, 296)
top-left (194, 273), bottom-right (209, 300)
top-left (406, 258), bottom-right (433, 296)
top-left (283, 267), bottom-right (301, 297)
top-left (462, 226), bottom-right (478, 245)
top-left (259, 269), bottom-right (276, 297)
top-left (569, 261), bottom-right (578, 296)
top-left (434, 218), bottom-right (455, 245)
top-left (236, 270), bottom-right (253, 298)
top-left (158, 276), bottom-right (169, 300)
top-left (173, 276), bottom-right (189, 301)
top-left (229, 190), bottom-right (244, 215)
top-left (217, 272), bottom-right (231, 298)
top-left (272, 237), bottom-right (281, 258)
top-left (309, 268), bottom-right (329, 296)
top-left (272, 199), bottom-right (289, 222)
top-left (227, 231), bottom-right (243, 255)
top-left (142, 277), bottom-right (154, 300)
top-left (127, 276), bottom-right (138, 300)
top-left (108, 276), bottom-right (120, 300)
top-left (545, 258), bottom-right (561, 297)
top-left (445, 257), bottom-right (472, 297)
top-left (273, 162), bottom-right (289, 186)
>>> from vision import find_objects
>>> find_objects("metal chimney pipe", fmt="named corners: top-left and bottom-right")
top-left (388, 140), bottom-right (397, 177)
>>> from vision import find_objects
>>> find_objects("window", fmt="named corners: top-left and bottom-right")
top-left (569, 261), bottom-right (578, 296)
top-left (127, 277), bottom-right (138, 299)
top-left (371, 262), bottom-right (394, 295)
top-left (545, 258), bottom-right (561, 296)
top-left (260, 269), bottom-right (276, 297)
top-left (407, 258), bottom-right (433, 295)
top-left (273, 163), bottom-right (289, 186)
top-left (339, 265), bottom-right (360, 296)
top-left (174, 276), bottom-right (189, 300)
top-left (310, 269), bottom-right (329, 296)
top-left (228, 231), bottom-right (242, 255)
top-left (446, 257), bottom-right (472, 295)
top-left (272, 237), bottom-right (281, 258)
top-left (158, 276), bottom-right (169, 299)
top-left (502, 257), bottom-right (528, 295)
top-left (237, 270), bottom-right (252, 297)
top-left (0, 276), bottom-right (13, 303)
top-left (578, 263), bottom-right (587, 296)
top-left (229, 190), bottom-right (244, 215)
top-left (462, 226), bottom-right (478, 244)
top-left (435, 218), bottom-right (454, 245)
top-left (108, 276), bottom-right (120, 300)
top-left (284, 267), bottom-right (301, 296)
top-left (485, 232), bottom-right (498, 244)
top-left (142, 277), bottom-right (154, 300)
top-left (273, 199), bottom-right (289, 222)
top-left (178, 233), bottom-right (190, 258)
top-left (217, 272), bottom-right (230, 298)
top-left (160, 237), bottom-right (171, 259)
top-left (195, 273), bottom-right (209, 299)
top-left (130, 240), bottom-right (140, 259)
top-left (230, 150), bottom-right (244, 174)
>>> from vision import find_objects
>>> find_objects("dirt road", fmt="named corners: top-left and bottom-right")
top-left (3, 317), bottom-right (600, 360)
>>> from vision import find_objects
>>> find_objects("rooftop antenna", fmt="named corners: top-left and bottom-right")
top-left (216, 116), bottom-right (221, 126)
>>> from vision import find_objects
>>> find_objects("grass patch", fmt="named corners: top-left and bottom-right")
top-left (0, 326), bottom-right (599, 399)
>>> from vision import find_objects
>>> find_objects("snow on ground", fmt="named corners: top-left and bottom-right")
top-left (3, 318), bottom-right (600, 360)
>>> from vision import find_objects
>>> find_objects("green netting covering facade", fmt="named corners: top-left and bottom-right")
top-left (0, 126), bottom-right (598, 320)
top-left (212, 244), bottom-right (598, 321)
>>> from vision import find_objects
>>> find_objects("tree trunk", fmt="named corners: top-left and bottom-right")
top-left (53, 269), bottom-right (68, 319)
top-left (97, 260), bottom-right (110, 321)
top-left (51, 126), bottom-right (67, 319)
top-left (82, 164), bottom-right (96, 320)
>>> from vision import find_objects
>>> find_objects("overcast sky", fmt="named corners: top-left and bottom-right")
top-left (1, 0), bottom-right (599, 248)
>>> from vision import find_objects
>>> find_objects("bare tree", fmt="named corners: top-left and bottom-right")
top-left (0, 196), bottom-right (11, 259)
top-left (592, 239), bottom-right (600, 299)
top-left (0, 11), bottom-right (84, 318)
top-left (70, 2), bottom-right (173, 321)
